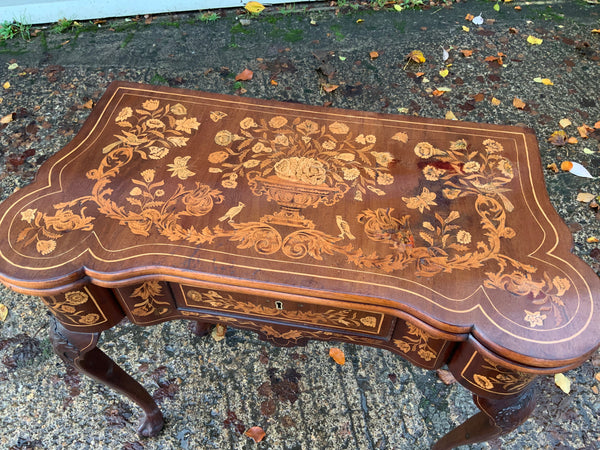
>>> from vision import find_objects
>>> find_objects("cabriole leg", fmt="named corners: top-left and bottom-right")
top-left (49, 316), bottom-right (164, 437)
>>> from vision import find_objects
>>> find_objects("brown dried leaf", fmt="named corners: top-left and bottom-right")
top-left (1, 112), bottom-right (14, 124)
top-left (436, 369), bottom-right (456, 385)
top-left (547, 162), bottom-right (559, 173)
top-left (329, 347), bottom-right (345, 365)
top-left (211, 323), bottom-right (227, 341)
top-left (548, 130), bottom-right (568, 146)
top-left (235, 68), bottom-right (254, 81)
top-left (577, 192), bottom-right (596, 203)
top-left (245, 426), bottom-right (266, 443)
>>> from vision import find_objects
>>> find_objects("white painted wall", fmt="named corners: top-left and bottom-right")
top-left (0, 1), bottom-right (317, 25)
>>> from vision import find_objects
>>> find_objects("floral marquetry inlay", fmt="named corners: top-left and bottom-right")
top-left (42, 289), bottom-right (106, 327)
top-left (10, 91), bottom-right (583, 337)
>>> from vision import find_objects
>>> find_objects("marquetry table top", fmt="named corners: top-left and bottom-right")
top-left (0, 81), bottom-right (598, 368)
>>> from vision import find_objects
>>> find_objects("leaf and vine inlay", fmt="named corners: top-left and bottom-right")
top-left (42, 290), bottom-right (104, 326)
top-left (393, 321), bottom-right (439, 362)
top-left (185, 289), bottom-right (381, 332)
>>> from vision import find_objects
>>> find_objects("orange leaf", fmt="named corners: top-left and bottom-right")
top-left (406, 50), bottom-right (426, 64)
top-left (322, 83), bottom-right (339, 93)
top-left (547, 162), bottom-right (559, 173)
top-left (594, 121), bottom-right (600, 129)
top-left (329, 347), bottom-right (345, 365)
top-left (415, 72), bottom-right (425, 77)
top-left (235, 68), bottom-right (254, 81)
top-left (460, 49), bottom-right (473, 57)
top-left (592, 29), bottom-right (600, 34)
top-left (245, 426), bottom-right (266, 443)
top-left (465, 13), bottom-right (474, 21)
top-left (369, 51), bottom-right (379, 60)
top-left (432, 89), bottom-right (445, 96)
top-left (578, 124), bottom-right (592, 138)
top-left (567, 137), bottom-right (578, 144)
top-left (512, 97), bottom-right (526, 109)
top-left (270, 79), bottom-right (278, 86)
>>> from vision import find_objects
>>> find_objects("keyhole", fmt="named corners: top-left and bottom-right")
top-left (275, 301), bottom-right (284, 310)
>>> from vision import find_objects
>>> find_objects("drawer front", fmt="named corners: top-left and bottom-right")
top-left (173, 284), bottom-right (394, 338)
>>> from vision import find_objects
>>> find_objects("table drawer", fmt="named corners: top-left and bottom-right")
top-left (173, 284), bottom-right (395, 339)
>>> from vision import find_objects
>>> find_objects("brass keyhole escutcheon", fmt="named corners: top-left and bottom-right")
top-left (275, 301), bottom-right (284, 310)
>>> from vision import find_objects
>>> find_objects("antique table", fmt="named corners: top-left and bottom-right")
top-left (0, 81), bottom-right (598, 449)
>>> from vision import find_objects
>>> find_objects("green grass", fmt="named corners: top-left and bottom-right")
top-left (121, 32), bottom-right (135, 48)
top-left (199, 12), bottom-right (220, 22)
top-left (51, 18), bottom-right (82, 33)
top-left (0, 20), bottom-right (31, 41)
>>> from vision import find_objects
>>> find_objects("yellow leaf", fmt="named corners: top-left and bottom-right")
top-left (329, 347), bottom-right (345, 365)
top-left (587, 236), bottom-right (599, 243)
top-left (0, 303), bottom-right (7, 321)
top-left (244, 1), bottom-right (265, 13)
top-left (1, 112), bottom-right (14, 124)
top-left (3, 81), bottom-right (10, 89)
top-left (592, 29), bottom-right (600, 33)
top-left (554, 373), bottom-right (571, 394)
top-left (356, 19), bottom-right (364, 24)
top-left (541, 78), bottom-right (554, 85)
top-left (491, 97), bottom-right (501, 105)
top-left (462, 26), bottom-right (470, 32)
top-left (445, 111), bottom-right (457, 120)
top-left (576, 192), bottom-right (596, 203)
top-left (527, 35), bottom-right (543, 45)
top-left (559, 118), bottom-right (572, 128)
top-left (439, 69), bottom-right (449, 78)
top-left (406, 50), bottom-right (426, 63)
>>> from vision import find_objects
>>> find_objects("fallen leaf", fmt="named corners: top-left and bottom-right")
top-left (415, 72), bottom-right (425, 77)
top-left (559, 118), bottom-right (572, 128)
top-left (554, 373), bottom-right (571, 394)
top-left (542, 78), bottom-right (554, 85)
top-left (561, 161), bottom-right (594, 178)
top-left (494, 2), bottom-right (500, 12)
top-left (509, 27), bottom-right (519, 34)
top-left (211, 323), bottom-right (227, 341)
top-left (329, 347), bottom-right (345, 365)
top-left (461, 49), bottom-right (474, 57)
top-left (578, 124), bottom-right (594, 138)
top-left (369, 51), bottom-right (379, 60)
top-left (594, 121), bottom-right (600, 129)
top-left (322, 83), bottom-right (339, 93)
top-left (577, 192), bottom-right (596, 203)
top-left (513, 97), bottom-right (526, 109)
top-left (406, 50), bottom-right (426, 64)
top-left (567, 137), bottom-right (578, 144)
top-left (527, 35), bottom-right (543, 45)
top-left (391, 132), bottom-right (408, 143)
top-left (473, 92), bottom-right (485, 102)
top-left (587, 237), bottom-right (600, 243)
top-left (514, 5), bottom-right (522, 10)
top-left (436, 369), bottom-right (456, 385)
top-left (1, 112), bottom-right (14, 124)
top-left (436, 86), bottom-right (452, 92)
top-left (442, 48), bottom-right (449, 61)
top-left (491, 97), bottom-right (501, 105)
top-left (592, 29), bottom-right (600, 33)
top-left (445, 111), bottom-right (457, 120)
top-left (82, 99), bottom-right (94, 109)
top-left (356, 19), bottom-right (364, 24)
top-left (245, 1), bottom-right (265, 14)
top-left (235, 68), bottom-right (254, 81)
top-left (465, 13), bottom-right (475, 21)
top-left (439, 69), bottom-right (449, 78)
top-left (270, 79), bottom-right (278, 86)
top-left (548, 130), bottom-right (568, 146)
top-left (547, 162), bottom-right (559, 173)
top-left (583, 148), bottom-right (595, 155)
top-left (8, 63), bottom-right (18, 70)
top-left (432, 89), bottom-right (445, 96)
top-left (0, 303), bottom-right (7, 321)
top-left (596, 372), bottom-right (600, 382)
top-left (462, 26), bottom-right (470, 32)
top-left (3, 81), bottom-right (10, 89)
top-left (245, 426), bottom-right (266, 443)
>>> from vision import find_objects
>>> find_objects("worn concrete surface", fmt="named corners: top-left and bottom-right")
top-left (0, 1), bottom-right (599, 449)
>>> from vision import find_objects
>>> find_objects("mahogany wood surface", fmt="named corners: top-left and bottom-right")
top-left (0, 81), bottom-right (598, 448)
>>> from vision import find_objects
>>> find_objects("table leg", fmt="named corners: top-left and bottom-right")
top-left (188, 320), bottom-right (212, 337)
top-left (432, 385), bottom-right (536, 450)
top-left (49, 316), bottom-right (164, 437)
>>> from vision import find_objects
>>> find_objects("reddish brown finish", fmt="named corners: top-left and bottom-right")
top-left (0, 81), bottom-right (598, 448)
